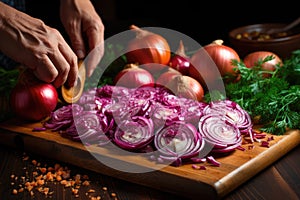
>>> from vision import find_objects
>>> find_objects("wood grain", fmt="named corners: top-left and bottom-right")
top-left (0, 119), bottom-right (299, 199)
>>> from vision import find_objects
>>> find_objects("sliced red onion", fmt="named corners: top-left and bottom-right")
top-left (149, 102), bottom-right (181, 130)
top-left (63, 110), bottom-right (111, 144)
top-left (154, 121), bottom-right (205, 165)
top-left (43, 84), bottom-right (255, 167)
top-left (78, 88), bottom-right (97, 104)
top-left (206, 155), bottom-right (221, 167)
top-left (198, 113), bottom-right (242, 153)
top-left (32, 127), bottom-right (47, 132)
top-left (129, 85), bottom-right (158, 100)
top-left (261, 141), bottom-right (270, 148)
top-left (113, 116), bottom-right (154, 150)
top-left (74, 110), bottom-right (100, 130)
top-left (203, 100), bottom-right (253, 132)
top-left (124, 98), bottom-right (152, 117)
top-left (43, 104), bottom-right (83, 131)
top-left (96, 84), bottom-right (130, 99)
top-left (98, 112), bottom-right (115, 133)
top-left (176, 97), bottom-right (207, 126)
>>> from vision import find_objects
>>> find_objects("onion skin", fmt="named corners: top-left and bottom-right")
top-left (243, 51), bottom-right (283, 78)
top-left (10, 69), bottom-right (58, 121)
top-left (155, 67), bottom-right (182, 87)
top-left (189, 39), bottom-right (240, 87)
top-left (166, 75), bottom-right (205, 102)
top-left (126, 25), bottom-right (171, 73)
top-left (113, 63), bottom-right (155, 88)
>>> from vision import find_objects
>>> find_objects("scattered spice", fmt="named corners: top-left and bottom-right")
top-left (9, 152), bottom-right (118, 199)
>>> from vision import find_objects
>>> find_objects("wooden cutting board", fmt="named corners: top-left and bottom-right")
top-left (0, 118), bottom-right (299, 199)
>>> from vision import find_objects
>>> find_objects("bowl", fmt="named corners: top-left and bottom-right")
top-left (228, 23), bottom-right (300, 60)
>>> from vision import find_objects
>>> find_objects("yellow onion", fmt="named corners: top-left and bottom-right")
top-left (166, 75), bottom-right (205, 102)
top-left (126, 25), bottom-right (171, 73)
top-left (113, 63), bottom-right (155, 88)
top-left (189, 39), bottom-right (240, 87)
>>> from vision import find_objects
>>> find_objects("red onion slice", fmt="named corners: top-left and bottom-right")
top-left (43, 104), bottom-right (83, 130)
top-left (149, 102), bottom-right (181, 130)
top-left (62, 111), bottom-right (111, 144)
top-left (203, 100), bottom-right (252, 132)
top-left (113, 116), bottom-right (154, 150)
top-left (198, 114), bottom-right (242, 153)
top-left (154, 121), bottom-right (205, 165)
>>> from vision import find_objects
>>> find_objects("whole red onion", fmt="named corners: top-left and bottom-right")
top-left (10, 69), bottom-right (58, 121)
top-left (169, 40), bottom-right (191, 75)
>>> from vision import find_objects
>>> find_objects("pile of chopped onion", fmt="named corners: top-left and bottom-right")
top-left (43, 85), bottom-right (254, 167)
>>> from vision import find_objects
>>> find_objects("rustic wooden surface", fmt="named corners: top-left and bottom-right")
top-left (0, 119), bottom-right (299, 199)
top-left (0, 140), bottom-right (299, 200)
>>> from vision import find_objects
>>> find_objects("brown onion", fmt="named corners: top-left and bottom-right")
top-left (166, 75), bottom-right (205, 102)
top-left (155, 67), bottom-right (182, 87)
top-left (243, 51), bottom-right (283, 78)
top-left (113, 63), bottom-right (155, 88)
top-left (189, 39), bottom-right (240, 87)
top-left (125, 25), bottom-right (171, 73)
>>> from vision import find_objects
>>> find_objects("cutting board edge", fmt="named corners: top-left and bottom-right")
top-left (214, 129), bottom-right (300, 197)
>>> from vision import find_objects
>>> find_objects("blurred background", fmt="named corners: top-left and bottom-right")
top-left (26, 0), bottom-right (298, 47)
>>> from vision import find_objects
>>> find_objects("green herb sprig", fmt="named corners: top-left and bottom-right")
top-left (223, 50), bottom-right (300, 135)
top-left (0, 67), bottom-right (20, 121)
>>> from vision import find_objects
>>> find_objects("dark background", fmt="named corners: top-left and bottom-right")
top-left (25, 0), bottom-right (299, 47)
top-left (109, 0), bottom-right (299, 45)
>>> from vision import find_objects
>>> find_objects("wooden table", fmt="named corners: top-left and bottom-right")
top-left (0, 139), bottom-right (299, 200)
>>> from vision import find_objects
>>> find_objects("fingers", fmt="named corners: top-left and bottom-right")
top-left (57, 41), bottom-right (78, 88)
top-left (49, 48), bottom-right (78, 88)
top-left (33, 53), bottom-right (77, 89)
top-left (32, 56), bottom-right (58, 84)
top-left (67, 22), bottom-right (86, 60)
top-left (31, 36), bottom-right (78, 88)
top-left (85, 26), bottom-right (105, 77)
top-left (65, 18), bottom-right (104, 77)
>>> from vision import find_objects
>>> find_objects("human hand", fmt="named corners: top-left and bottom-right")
top-left (0, 2), bottom-right (78, 88)
top-left (60, 0), bottom-right (105, 77)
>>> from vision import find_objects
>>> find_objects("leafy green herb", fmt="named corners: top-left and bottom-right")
top-left (220, 50), bottom-right (300, 135)
top-left (0, 67), bottom-right (20, 121)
